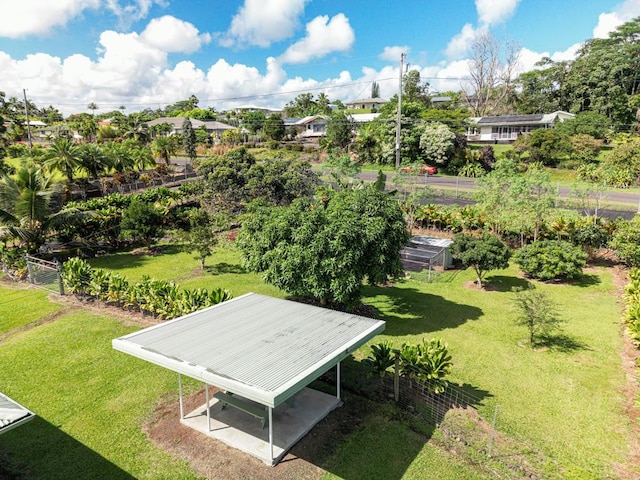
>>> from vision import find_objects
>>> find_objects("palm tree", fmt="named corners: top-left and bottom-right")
top-left (78, 144), bottom-right (108, 180)
top-left (0, 165), bottom-right (58, 250)
top-left (103, 142), bottom-right (135, 174)
top-left (120, 114), bottom-right (150, 144)
top-left (151, 136), bottom-right (177, 165)
top-left (45, 138), bottom-right (81, 185)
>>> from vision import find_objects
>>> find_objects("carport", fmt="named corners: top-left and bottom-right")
top-left (112, 293), bottom-right (385, 465)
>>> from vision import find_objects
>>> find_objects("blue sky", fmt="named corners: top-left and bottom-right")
top-left (0, 0), bottom-right (638, 115)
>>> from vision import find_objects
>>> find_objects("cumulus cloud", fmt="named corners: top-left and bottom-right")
top-left (141, 15), bottom-right (211, 53)
top-left (0, 0), bottom-right (100, 38)
top-left (379, 46), bottom-right (410, 62)
top-left (221, 0), bottom-right (308, 48)
top-left (445, 23), bottom-right (481, 59)
top-left (279, 14), bottom-right (355, 64)
top-left (475, 0), bottom-right (520, 26)
top-left (592, 0), bottom-right (640, 38)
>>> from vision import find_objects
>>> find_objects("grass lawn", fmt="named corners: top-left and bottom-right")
top-left (0, 283), bottom-right (63, 335)
top-left (0, 244), bottom-right (633, 479)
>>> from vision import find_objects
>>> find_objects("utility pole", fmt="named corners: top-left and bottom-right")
top-left (23, 89), bottom-right (33, 149)
top-left (395, 52), bottom-right (405, 170)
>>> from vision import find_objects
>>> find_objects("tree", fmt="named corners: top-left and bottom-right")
top-left (87, 102), bottom-right (99, 116)
top-left (450, 233), bottom-right (511, 287)
top-left (511, 128), bottom-right (571, 166)
top-left (151, 136), bottom-right (177, 165)
top-left (554, 111), bottom-right (611, 139)
top-left (119, 199), bottom-right (163, 246)
top-left (371, 81), bottom-right (380, 98)
top-left (463, 31), bottom-right (520, 116)
top-left (418, 122), bottom-right (456, 166)
top-left (513, 287), bottom-right (565, 346)
top-left (181, 117), bottom-right (197, 164)
top-left (78, 143), bottom-right (108, 180)
top-left (403, 70), bottom-right (430, 107)
top-left (514, 240), bottom-right (587, 281)
top-left (243, 111), bottom-right (266, 135)
top-left (322, 110), bottom-right (354, 152)
top-left (263, 114), bottom-right (286, 141)
top-left (238, 187), bottom-right (409, 307)
top-left (182, 208), bottom-right (217, 269)
top-left (45, 138), bottom-right (81, 185)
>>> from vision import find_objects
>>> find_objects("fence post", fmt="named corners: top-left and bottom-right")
top-left (393, 351), bottom-right (400, 402)
top-left (25, 254), bottom-right (34, 285)
top-left (56, 259), bottom-right (65, 295)
top-left (488, 405), bottom-right (499, 457)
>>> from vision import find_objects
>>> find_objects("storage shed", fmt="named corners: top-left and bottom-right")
top-left (401, 236), bottom-right (453, 271)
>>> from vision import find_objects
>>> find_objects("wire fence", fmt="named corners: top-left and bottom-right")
top-left (25, 255), bottom-right (64, 295)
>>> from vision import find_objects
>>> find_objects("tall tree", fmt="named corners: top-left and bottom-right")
top-left (87, 102), bottom-right (99, 116)
top-left (403, 70), bottom-right (430, 107)
top-left (371, 81), bottom-right (380, 98)
top-left (181, 117), bottom-right (197, 164)
top-left (151, 136), bottom-right (177, 165)
top-left (463, 31), bottom-right (520, 116)
top-left (322, 110), bottom-right (354, 152)
top-left (263, 114), bottom-right (286, 141)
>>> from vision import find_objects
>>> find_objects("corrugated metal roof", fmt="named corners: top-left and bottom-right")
top-left (477, 114), bottom-right (544, 125)
top-left (0, 393), bottom-right (34, 434)
top-left (411, 236), bottom-right (453, 248)
top-left (113, 293), bottom-right (385, 407)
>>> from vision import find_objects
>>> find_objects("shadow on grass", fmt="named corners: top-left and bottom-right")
top-left (538, 333), bottom-right (590, 353)
top-left (364, 284), bottom-right (483, 336)
top-left (204, 262), bottom-right (247, 275)
top-left (0, 417), bottom-right (134, 480)
top-left (569, 273), bottom-right (601, 288)
top-left (484, 275), bottom-right (531, 292)
top-left (89, 243), bottom-right (186, 271)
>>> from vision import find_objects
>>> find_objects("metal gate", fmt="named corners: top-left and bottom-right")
top-left (25, 255), bottom-right (64, 295)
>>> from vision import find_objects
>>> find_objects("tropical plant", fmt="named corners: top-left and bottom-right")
top-left (45, 137), bottom-right (81, 184)
top-left (514, 240), bottom-right (587, 281)
top-left (364, 341), bottom-right (395, 378)
top-left (119, 199), bottom-right (163, 246)
top-left (399, 338), bottom-right (452, 394)
top-left (151, 136), bottom-right (177, 165)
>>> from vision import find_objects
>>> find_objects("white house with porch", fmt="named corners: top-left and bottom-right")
top-left (466, 111), bottom-right (575, 143)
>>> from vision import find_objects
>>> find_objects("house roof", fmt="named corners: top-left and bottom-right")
top-left (345, 97), bottom-right (388, 106)
top-left (145, 117), bottom-right (234, 131)
top-left (112, 293), bottom-right (385, 408)
top-left (475, 111), bottom-right (575, 126)
top-left (349, 113), bottom-right (381, 123)
top-left (0, 393), bottom-right (35, 435)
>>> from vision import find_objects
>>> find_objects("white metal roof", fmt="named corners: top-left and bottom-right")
top-left (112, 293), bottom-right (385, 408)
top-left (0, 393), bottom-right (35, 435)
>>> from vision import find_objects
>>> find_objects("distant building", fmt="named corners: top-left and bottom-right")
top-left (466, 111), bottom-right (575, 143)
top-left (345, 97), bottom-right (388, 111)
top-left (146, 117), bottom-right (235, 137)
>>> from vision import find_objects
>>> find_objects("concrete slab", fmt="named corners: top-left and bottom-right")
top-left (181, 387), bottom-right (342, 465)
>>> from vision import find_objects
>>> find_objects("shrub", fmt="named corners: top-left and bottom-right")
top-left (514, 240), bottom-right (587, 281)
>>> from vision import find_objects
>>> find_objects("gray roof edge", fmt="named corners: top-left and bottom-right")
top-left (112, 336), bottom-right (276, 405)
top-left (272, 319), bottom-right (386, 406)
top-left (0, 393), bottom-right (35, 435)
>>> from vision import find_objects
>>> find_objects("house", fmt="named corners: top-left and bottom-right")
top-left (348, 113), bottom-right (381, 124)
top-left (466, 111), bottom-right (575, 143)
top-left (146, 117), bottom-right (235, 137)
top-left (345, 97), bottom-right (388, 111)
top-left (291, 115), bottom-right (328, 138)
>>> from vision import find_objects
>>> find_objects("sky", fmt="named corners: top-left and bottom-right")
top-left (0, 0), bottom-right (639, 116)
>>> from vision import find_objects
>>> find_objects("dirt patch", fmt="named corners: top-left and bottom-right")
top-left (143, 386), bottom-right (370, 480)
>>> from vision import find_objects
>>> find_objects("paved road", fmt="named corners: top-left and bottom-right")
top-left (357, 171), bottom-right (640, 211)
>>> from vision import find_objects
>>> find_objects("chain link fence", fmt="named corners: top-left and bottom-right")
top-left (25, 255), bottom-right (64, 295)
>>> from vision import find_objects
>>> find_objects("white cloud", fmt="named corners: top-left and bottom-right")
top-left (0, 0), bottom-right (100, 38)
top-left (221, 0), bottom-right (308, 48)
top-left (141, 16), bottom-right (211, 53)
top-left (279, 14), bottom-right (355, 64)
top-left (104, 0), bottom-right (167, 28)
top-left (475, 0), bottom-right (520, 26)
top-left (444, 23), bottom-right (481, 59)
top-left (379, 46), bottom-right (410, 62)
top-left (593, 0), bottom-right (640, 37)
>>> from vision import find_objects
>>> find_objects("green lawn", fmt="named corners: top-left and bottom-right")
top-left (0, 283), bottom-right (63, 335)
top-left (0, 245), bottom-right (634, 479)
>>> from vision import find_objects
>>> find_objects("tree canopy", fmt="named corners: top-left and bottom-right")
top-left (238, 187), bottom-right (409, 307)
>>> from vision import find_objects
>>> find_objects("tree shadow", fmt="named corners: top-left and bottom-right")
top-left (538, 333), bottom-right (590, 353)
top-left (568, 274), bottom-right (601, 288)
top-left (364, 284), bottom-right (483, 336)
top-left (0, 417), bottom-right (135, 480)
top-left (204, 262), bottom-right (247, 275)
top-left (484, 275), bottom-right (531, 292)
